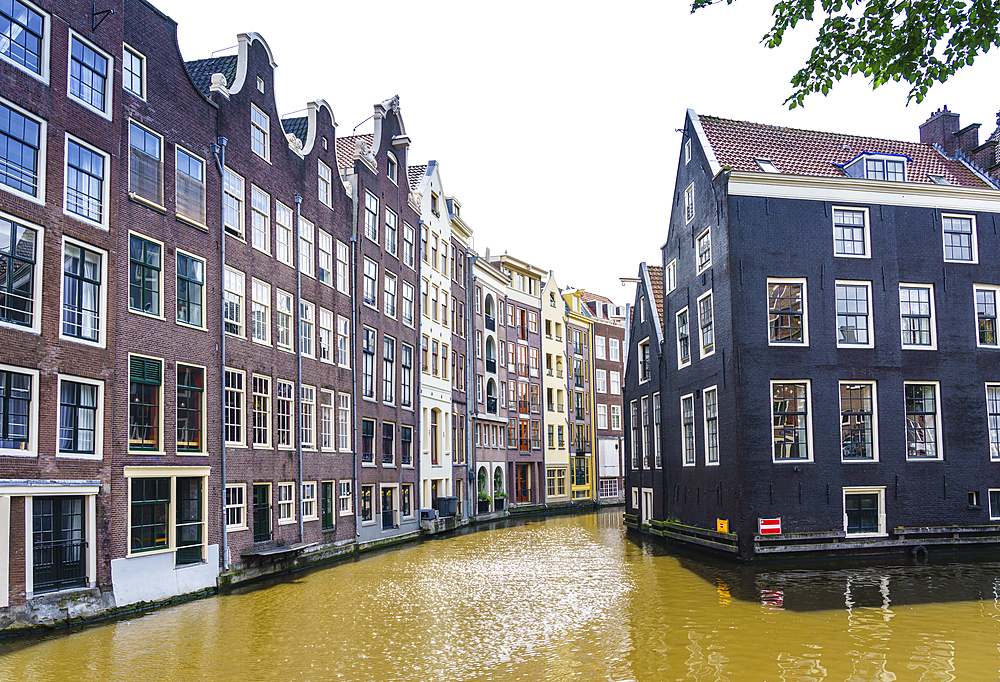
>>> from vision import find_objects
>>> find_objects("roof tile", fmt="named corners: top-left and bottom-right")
top-left (646, 265), bottom-right (664, 327)
top-left (336, 133), bottom-right (374, 171)
top-left (184, 56), bottom-right (238, 97)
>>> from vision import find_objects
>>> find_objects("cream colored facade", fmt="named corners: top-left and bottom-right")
top-left (541, 275), bottom-right (570, 501)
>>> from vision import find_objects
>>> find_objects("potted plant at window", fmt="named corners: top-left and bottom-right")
top-left (493, 491), bottom-right (507, 512)
top-left (478, 492), bottom-right (492, 514)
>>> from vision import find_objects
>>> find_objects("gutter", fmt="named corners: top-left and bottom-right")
top-left (211, 136), bottom-right (228, 570)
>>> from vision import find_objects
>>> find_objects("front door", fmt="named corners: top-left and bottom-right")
top-left (33, 497), bottom-right (86, 593)
top-left (381, 488), bottom-right (395, 529)
top-left (516, 464), bottom-right (530, 503)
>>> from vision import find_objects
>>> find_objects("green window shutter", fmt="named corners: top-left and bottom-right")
top-left (130, 357), bottom-right (162, 385)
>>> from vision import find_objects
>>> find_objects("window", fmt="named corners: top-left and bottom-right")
top-left (698, 292), bottom-right (714, 358)
top-left (905, 382), bottom-right (941, 460)
top-left (403, 223), bottom-right (415, 268)
top-left (1, 0), bottom-right (45, 77)
top-left (841, 382), bottom-right (876, 461)
top-left (276, 380), bottom-right (294, 448)
top-left (771, 381), bottom-right (811, 461)
top-left (57, 377), bottom-right (100, 456)
top-left (129, 478), bottom-right (171, 553)
top-left (0, 99), bottom-right (42, 198)
top-left (277, 483), bottom-right (295, 524)
top-left (401, 344), bottom-right (413, 407)
top-left (384, 272), bottom-right (397, 318)
top-left (833, 208), bottom-right (869, 257)
top-left (336, 240), bottom-right (349, 293)
top-left (256, 76), bottom-right (264, 93)
top-left (223, 168), bottom-right (245, 238)
top-left (684, 182), bottom-right (694, 222)
top-left (696, 228), bottom-right (711, 272)
top-left (170, 252), bottom-right (204, 330)
top-left (610, 371), bottom-right (621, 395)
top-left (318, 231), bottom-right (333, 286)
top-left (595, 336), bottom-right (606, 360)
top-left (250, 104), bottom-right (269, 160)
top-left (276, 290), bottom-right (293, 352)
top-left (361, 419), bottom-right (375, 464)
top-left (338, 480), bottom-right (353, 516)
top-left (900, 284), bottom-right (936, 349)
top-left (364, 191), bottom-right (378, 242)
top-left (768, 279), bottom-right (807, 345)
top-left (275, 202), bottom-right (292, 266)
top-left (253, 484), bottom-right (271, 542)
top-left (319, 308), bottom-right (333, 363)
top-left (387, 153), bottom-right (398, 183)
top-left (300, 300), bottom-right (314, 358)
top-left (337, 393), bottom-right (351, 452)
top-left (170, 147), bottom-right (207, 228)
top-left (128, 233), bottom-right (162, 316)
top-left (385, 209), bottom-right (398, 256)
top-left (609, 338), bottom-right (620, 362)
top-left (320, 390), bottom-right (334, 451)
top-left (301, 385), bottom-right (315, 450)
top-left (252, 375), bottom-right (270, 447)
top-left (864, 157), bottom-right (904, 181)
top-left (128, 121), bottom-right (162, 206)
top-left (224, 369), bottom-right (244, 445)
top-left (362, 327), bottom-right (376, 399)
top-left (681, 394), bottom-right (694, 466)
top-left (318, 160), bottom-right (332, 206)
top-left (298, 217), bottom-right (315, 277)
top-left (989, 384), bottom-right (1000, 461)
top-left (65, 137), bottom-right (108, 225)
top-left (68, 34), bottom-right (110, 116)
top-left (176, 365), bottom-right (203, 452)
top-left (250, 185), bottom-right (269, 253)
top-left (251, 280), bottom-right (270, 345)
top-left (401, 426), bottom-right (413, 466)
top-left (703, 387), bottom-right (717, 465)
top-left (337, 315), bottom-right (350, 367)
top-left (383, 336), bottom-right (395, 404)
top-left (685, 139), bottom-right (691, 163)
top-left (844, 488), bottom-right (886, 537)
top-left (943, 214), bottom-right (977, 263)
top-left (363, 258), bottom-right (377, 308)
top-left (223, 267), bottom-right (244, 337)
top-left (836, 281), bottom-right (872, 347)
top-left (60, 239), bottom-right (102, 342)
top-left (383, 422), bottom-right (395, 465)
top-left (665, 259), bottom-right (677, 293)
top-left (128, 356), bottom-right (161, 451)
top-left (978, 286), bottom-right (1000, 347)
top-left (676, 308), bottom-right (691, 368)
top-left (638, 340), bottom-right (650, 382)
top-left (302, 482), bottom-right (317, 521)
top-left (402, 281), bottom-right (414, 327)
top-left (610, 404), bottom-right (621, 430)
top-left (596, 370), bottom-right (607, 393)
top-left (597, 404), bottom-right (608, 430)
top-left (225, 485), bottom-right (246, 531)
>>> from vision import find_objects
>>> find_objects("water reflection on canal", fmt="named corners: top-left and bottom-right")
top-left (4, 508), bottom-right (1000, 680)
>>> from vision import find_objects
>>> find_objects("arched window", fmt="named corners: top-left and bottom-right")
top-left (494, 466), bottom-right (504, 493)
top-left (430, 409), bottom-right (439, 465)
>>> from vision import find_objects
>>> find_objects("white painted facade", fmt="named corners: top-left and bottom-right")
top-left (541, 275), bottom-right (570, 501)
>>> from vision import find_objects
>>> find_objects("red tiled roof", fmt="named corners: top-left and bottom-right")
top-left (699, 115), bottom-right (991, 188)
top-left (408, 164), bottom-right (427, 191)
top-left (335, 133), bottom-right (374, 171)
top-left (646, 265), bottom-right (664, 327)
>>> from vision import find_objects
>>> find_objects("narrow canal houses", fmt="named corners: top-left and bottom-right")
top-left (541, 275), bottom-right (570, 505)
top-left (625, 108), bottom-right (1000, 560)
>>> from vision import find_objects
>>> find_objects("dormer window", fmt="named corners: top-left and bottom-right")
top-left (841, 153), bottom-right (909, 182)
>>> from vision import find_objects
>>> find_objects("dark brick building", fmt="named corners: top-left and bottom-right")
top-left (626, 108), bottom-right (1000, 560)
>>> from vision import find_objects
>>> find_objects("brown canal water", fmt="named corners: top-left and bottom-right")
top-left (3, 508), bottom-right (1000, 681)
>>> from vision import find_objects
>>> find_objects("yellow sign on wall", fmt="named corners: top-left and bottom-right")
top-left (717, 519), bottom-right (729, 533)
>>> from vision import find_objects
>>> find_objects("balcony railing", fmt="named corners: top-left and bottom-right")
top-left (32, 538), bottom-right (87, 593)
top-left (517, 363), bottom-right (529, 377)
top-left (518, 399), bottom-right (530, 414)
top-left (546, 369), bottom-right (553, 376)
top-left (573, 343), bottom-right (583, 356)
top-left (486, 357), bottom-right (496, 374)
top-left (575, 376), bottom-right (583, 388)
top-left (575, 407), bottom-right (584, 421)
top-left (558, 403), bottom-right (564, 412)
top-left (519, 438), bottom-right (530, 453)
top-left (382, 450), bottom-right (393, 465)
top-left (362, 450), bottom-right (374, 464)
top-left (517, 325), bottom-right (528, 340)
top-left (487, 396), bottom-right (497, 414)
top-left (485, 315), bottom-right (495, 331)
top-left (556, 369), bottom-right (563, 378)
top-left (575, 440), bottom-right (590, 453)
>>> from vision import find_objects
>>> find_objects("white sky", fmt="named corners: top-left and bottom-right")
top-left (157, 0), bottom-right (1000, 306)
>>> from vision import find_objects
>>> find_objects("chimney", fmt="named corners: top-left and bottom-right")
top-left (919, 105), bottom-right (961, 156)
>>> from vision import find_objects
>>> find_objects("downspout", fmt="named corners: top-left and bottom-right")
top-left (211, 137), bottom-right (228, 570)
top-left (294, 193), bottom-right (304, 544)
top-left (350, 178), bottom-right (360, 536)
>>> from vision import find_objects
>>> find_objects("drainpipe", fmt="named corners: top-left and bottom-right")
top-left (294, 193), bottom-right (304, 544)
top-left (211, 137), bottom-right (229, 570)
top-left (350, 180), bottom-right (360, 537)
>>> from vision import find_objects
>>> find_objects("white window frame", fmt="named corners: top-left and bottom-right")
top-left (904, 380), bottom-right (943, 461)
top-left (975, 284), bottom-right (1000, 349)
top-left (127, 119), bottom-right (163, 209)
top-left (840, 380), bottom-right (879, 463)
top-left (843, 486), bottom-right (887, 538)
top-left (319, 308), bottom-right (334, 364)
top-left (609, 371), bottom-right (620, 396)
top-left (832, 206), bottom-right (871, 259)
top-left (55, 373), bottom-right (103, 460)
top-left (697, 291), bottom-right (715, 359)
top-left (64, 133), bottom-right (110, 229)
top-left (127, 353), bottom-right (163, 454)
top-left (680, 393), bottom-right (695, 467)
top-left (225, 483), bottom-right (247, 531)
top-left (223, 266), bottom-right (245, 338)
top-left (666, 259), bottom-right (677, 293)
top-left (251, 374), bottom-right (270, 448)
top-left (277, 379), bottom-right (297, 446)
top-left (277, 482), bottom-right (295, 524)
top-left (899, 283), bottom-right (937, 351)
top-left (684, 182), bottom-right (694, 223)
top-left (175, 145), bottom-right (207, 228)
top-left (363, 258), bottom-right (378, 309)
top-left (0, 96), bottom-right (47, 204)
top-left (224, 368), bottom-right (246, 447)
top-left (637, 338), bottom-right (650, 384)
top-left (59, 234), bottom-right (108, 347)
top-left (320, 390), bottom-right (335, 451)
top-left (770, 379), bottom-right (814, 463)
top-left (609, 337), bottom-right (620, 362)
top-left (597, 404), bottom-right (608, 430)
top-left (301, 482), bottom-right (318, 521)
top-left (610, 404), bottom-right (621, 430)
top-left (122, 43), bottom-right (145, 99)
top-left (318, 230), bottom-right (333, 288)
top-left (336, 240), bottom-right (349, 293)
top-left (0, 363), bottom-right (39, 458)
top-left (250, 184), bottom-right (270, 254)
top-left (676, 306), bottom-right (691, 369)
top-left (0, 214), bottom-right (43, 336)
top-left (766, 277), bottom-right (809, 347)
top-left (386, 152), bottom-right (398, 184)
top-left (0, 0), bottom-right (49, 83)
top-left (123, 467), bottom-right (209, 560)
top-left (299, 216), bottom-right (315, 278)
top-left (300, 300), bottom-right (315, 359)
top-left (276, 289), bottom-right (294, 353)
top-left (318, 160), bottom-right (332, 207)
top-left (942, 213), bottom-right (978, 264)
top-left (223, 167), bottom-right (245, 239)
top-left (703, 385), bottom-right (718, 466)
top-left (175, 248), bottom-right (205, 332)
top-left (67, 30), bottom-right (113, 119)
top-left (696, 227), bottom-right (711, 273)
top-left (337, 315), bottom-right (351, 368)
top-left (685, 139), bottom-right (691, 164)
top-left (339, 480), bottom-right (353, 515)
top-left (301, 385), bottom-right (316, 450)
top-left (275, 202), bottom-right (293, 266)
top-left (990, 489), bottom-right (1000, 520)
top-left (835, 280), bottom-right (874, 349)
top-left (127, 231), bottom-right (164, 319)
top-left (337, 393), bottom-right (351, 452)
top-left (595, 369), bottom-right (607, 393)
top-left (385, 208), bottom-right (398, 257)
top-left (251, 279), bottom-right (270, 346)
top-left (250, 103), bottom-right (270, 161)
top-left (384, 272), bottom-right (397, 319)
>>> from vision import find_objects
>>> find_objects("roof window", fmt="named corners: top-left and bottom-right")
top-left (841, 153), bottom-right (909, 182)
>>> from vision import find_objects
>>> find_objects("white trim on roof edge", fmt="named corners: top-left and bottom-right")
top-left (230, 33), bottom-right (277, 96)
top-left (688, 109), bottom-right (721, 178)
top-left (728, 171), bottom-right (1000, 213)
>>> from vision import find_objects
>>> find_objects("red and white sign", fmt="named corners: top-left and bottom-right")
top-left (759, 518), bottom-right (781, 535)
